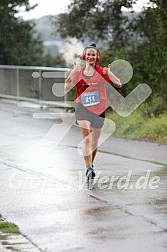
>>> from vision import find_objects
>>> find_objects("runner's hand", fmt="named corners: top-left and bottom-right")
top-left (103, 64), bottom-right (111, 75)
top-left (71, 62), bottom-right (82, 76)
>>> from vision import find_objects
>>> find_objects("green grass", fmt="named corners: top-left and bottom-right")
top-left (0, 222), bottom-right (20, 234)
top-left (105, 108), bottom-right (167, 144)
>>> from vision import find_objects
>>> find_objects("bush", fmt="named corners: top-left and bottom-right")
top-left (139, 96), bottom-right (166, 118)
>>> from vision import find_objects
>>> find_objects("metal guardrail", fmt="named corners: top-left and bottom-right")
top-left (0, 65), bottom-right (70, 107)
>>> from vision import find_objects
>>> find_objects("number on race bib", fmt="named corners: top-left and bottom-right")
top-left (81, 91), bottom-right (100, 106)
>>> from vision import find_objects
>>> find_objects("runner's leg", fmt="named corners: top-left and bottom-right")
top-left (77, 120), bottom-right (92, 167)
top-left (91, 127), bottom-right (102, 164)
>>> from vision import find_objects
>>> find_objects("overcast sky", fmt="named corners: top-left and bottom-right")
top-left (19, 0), bottom-right (151, 20)
top-left (19, 0), bottom-right (71, 20)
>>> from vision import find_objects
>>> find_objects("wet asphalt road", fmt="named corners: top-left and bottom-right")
top-left (0, 101), bottom-right (167, 252)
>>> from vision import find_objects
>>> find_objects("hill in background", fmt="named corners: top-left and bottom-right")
top-left (31, 15), bottom-right (62, 55)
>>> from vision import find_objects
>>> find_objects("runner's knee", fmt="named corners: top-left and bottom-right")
top-left (83, 136), bottom-right (91, 145)
top-left (92, 140), bottom-right (98, 148)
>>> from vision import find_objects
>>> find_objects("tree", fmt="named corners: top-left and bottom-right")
top-left (0, 0), bottom-right (43, 65)
top-left (57, 0), bottom-right (134, 48)
top-left (129, 0), bottom-right (167, 104)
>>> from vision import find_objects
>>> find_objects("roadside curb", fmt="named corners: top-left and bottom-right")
top-left (0, 218), bottom-right (43, 252)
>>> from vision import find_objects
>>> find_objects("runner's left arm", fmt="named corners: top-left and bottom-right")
top-left (103, 64), bottom-right (122, 89)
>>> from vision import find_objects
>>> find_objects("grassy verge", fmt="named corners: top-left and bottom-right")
top-left (105, 107), bottom-right (167, 145)
top-left (0, 221), bottom-right (20, 234)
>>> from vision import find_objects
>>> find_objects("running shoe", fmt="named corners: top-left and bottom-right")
top-left (86, 168), bottom-right (96, 179)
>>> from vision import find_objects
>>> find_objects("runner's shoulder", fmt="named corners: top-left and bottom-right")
top-left (95, 65), bottom-right (103, 71)
top-left (95, 65), bottom-right (104, 75)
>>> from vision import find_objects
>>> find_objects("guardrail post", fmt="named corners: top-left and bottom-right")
top-left (39, 69), bottom-right (42, 109)
top-left (16, 68), bottom-right (20, 105)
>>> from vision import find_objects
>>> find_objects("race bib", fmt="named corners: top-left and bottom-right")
top-left (81, 91), bottom-right (100, 106)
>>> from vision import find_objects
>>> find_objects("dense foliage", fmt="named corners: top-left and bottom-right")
top-left (0, 0), bottom-right (43, 65)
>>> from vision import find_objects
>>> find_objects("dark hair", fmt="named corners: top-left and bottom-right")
top-left (90, 43), bottom-right (96, 47)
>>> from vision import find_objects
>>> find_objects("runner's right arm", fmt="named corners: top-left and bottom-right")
top-left (64, 62), bottom-right (81, 92)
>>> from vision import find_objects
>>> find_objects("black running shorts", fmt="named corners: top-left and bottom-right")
top-left (75, 103), bottom-right (105, 129)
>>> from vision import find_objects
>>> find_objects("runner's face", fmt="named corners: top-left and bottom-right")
top-left (85, 48), bottom-right (97, 66)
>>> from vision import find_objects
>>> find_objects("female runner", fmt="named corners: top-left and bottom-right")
top-left (65, 44), bottom-right (122, 179)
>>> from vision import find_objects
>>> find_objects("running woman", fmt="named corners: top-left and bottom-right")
top-left (65, 44), bottom-right (122, 179)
